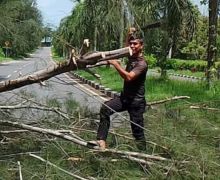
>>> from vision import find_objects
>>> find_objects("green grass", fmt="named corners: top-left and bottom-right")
top-left (0, 56), bottom-right (12, 63)
top-left (1, 65), bottom-right (219, 179)
top-left (51, 47), bottom-right (66, 62)
top-left (76, 67), bottom-right (220, 103)
top-left (73, 67), bottom-right (220, 179)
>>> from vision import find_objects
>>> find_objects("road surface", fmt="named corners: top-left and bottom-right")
top-left (0, 47), bottom-right (110, 120)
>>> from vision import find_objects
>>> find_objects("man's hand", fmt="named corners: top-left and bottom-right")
top-left (107, 60), bottom-right (120, 66)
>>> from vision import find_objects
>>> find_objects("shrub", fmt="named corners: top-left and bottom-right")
top-left (145, 54), bottom-right (157, 68)
top-left (167, 59), bottom-right (208, 71)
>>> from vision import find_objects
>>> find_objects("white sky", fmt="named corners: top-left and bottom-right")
top-left (36, 0), bottom-right (75, 28)
top-left (193, 0), bottom-right (208, 15)
top-left (36, 0), bottom-right (208, 28)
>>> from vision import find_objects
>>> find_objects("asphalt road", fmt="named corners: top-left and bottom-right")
top-left (0, 47), bottom-right (109, 116)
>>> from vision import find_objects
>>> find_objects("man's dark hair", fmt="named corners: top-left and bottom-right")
top-left (128, 30), bottom-right (144, 44)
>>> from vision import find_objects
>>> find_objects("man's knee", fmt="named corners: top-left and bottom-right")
top-left (100, 102), bottom-right (112, 117)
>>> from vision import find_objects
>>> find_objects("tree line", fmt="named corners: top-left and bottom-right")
top-left (53, 0), bottom-right (219, 81)
top-left (0, 0), bottom-right (44, 57)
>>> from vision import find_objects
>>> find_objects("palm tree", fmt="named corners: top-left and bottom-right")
top-left (130, 0), bottom-right (196, 78)
top-left (54, 0), bottom-right (196, 79)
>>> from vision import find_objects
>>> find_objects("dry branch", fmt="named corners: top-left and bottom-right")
top-left (0, 120), bottom-right (88, 147)
top-left (17, 161), bottom-right (23, 180)
top-left (190, 105), bottom-right (220, 111)
top-left (0, 47), bottom-right (131, 93)
top-left (0, 104), bottom-right (69, 120)
top-left (0, 120), bottom-right (169, 163)
top-left (94, 149), bottom-right (170, 162)
top-left (147, 96), bottom-right (190, 106)
top-left (0, 130), bottom-right (29, 134)
top-left (72, 127), bottom-right (169, 151)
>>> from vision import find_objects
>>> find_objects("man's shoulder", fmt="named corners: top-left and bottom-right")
top-left (137, 56), bottom-right (147, 66)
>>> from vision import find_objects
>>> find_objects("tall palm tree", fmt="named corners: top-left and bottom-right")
top-left (54, 0), bottom-right (196, 79)
top-left (129, 0), bottom-right (196, 77)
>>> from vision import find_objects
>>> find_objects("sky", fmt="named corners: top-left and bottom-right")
top-left (36, 0), bottom-right (75, 28)
top-left (36, 0), bottom-right (208, 28)
top-left (193, 0), bottom-right (208, 15)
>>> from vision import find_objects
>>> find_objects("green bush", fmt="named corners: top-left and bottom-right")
top-left (145, 54), bottom-right (157, 68)
top-left (0, 48), bottom-right (4, 57)
top-left (216, 61), bottom-right (220, 69)
top-left (144, 55), bottom-right (220, 72)
top-left (167, 59), bottom-right (208, 71)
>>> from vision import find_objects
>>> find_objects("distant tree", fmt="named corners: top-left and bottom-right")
top-left (200, 0), bottom-right (219, 83)
top-left (0, 0), bottom-right (43, 56)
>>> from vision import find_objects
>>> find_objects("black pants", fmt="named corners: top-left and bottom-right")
top-left (97, 96), bottom-right (146, 141)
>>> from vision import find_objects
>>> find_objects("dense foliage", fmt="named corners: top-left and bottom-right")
top-left (0, 0), bottom-right (43, 56)
top-left (53, 0), bottom-right (196, 56)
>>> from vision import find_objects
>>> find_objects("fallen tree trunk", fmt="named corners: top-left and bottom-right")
top-left (0, 47), bottom-right (131, 93)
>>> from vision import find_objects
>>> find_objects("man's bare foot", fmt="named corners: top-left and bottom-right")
top-left (97, 140), bottom-right (106, 150)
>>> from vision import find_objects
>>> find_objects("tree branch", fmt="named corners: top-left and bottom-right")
top-left (147, 96), bottom-right (190, 106)
top-left (0, 120), bottom-right (170, 163)
top-left (0, 104), bottom-right (70, 120)
top-left (0, 47), bottom-right (131, 93)
top-left (190, 105), bottom-right (220, 111)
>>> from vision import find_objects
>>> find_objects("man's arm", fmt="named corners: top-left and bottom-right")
top-left (108, 60), bottom-right (136, 81)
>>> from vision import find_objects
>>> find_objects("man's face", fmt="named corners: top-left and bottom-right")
top-left (129, 39), bottom-right (143, 56)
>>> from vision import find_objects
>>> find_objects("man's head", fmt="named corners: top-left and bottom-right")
top-left (128, 31), bottom-right (144, 56)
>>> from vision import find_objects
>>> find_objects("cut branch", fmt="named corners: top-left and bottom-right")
top-left (0, 104), bottom-right (69, 120)
top-left (17, 161), bottom-right (23, 180)
top-left (94, 149), bottom-right (170, 162)
top-left (0, 47), bottom-right (131, 93)
top-left (190, 105), bottom-right (220, 111)
top-left (0, 120), bottom-right (88, 147)
top-left (147, 96), bottom-right (190, 106)
top-left (0, 120), bottom-right (169, 163)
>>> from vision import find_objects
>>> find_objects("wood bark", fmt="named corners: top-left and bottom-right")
top-left (206, 0), bottom-right (218, 83)
top-left (0, 47), bottom-right (131, 93)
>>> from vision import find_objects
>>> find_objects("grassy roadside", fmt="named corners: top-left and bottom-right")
top-left (0, 52), bottom-right (12, 63)
top-left (0, 87), bottom-right (219, 179)
top-left (73, 66), bottom-right (220, 179)
top-left (51, 47), bottom-right (66, 62)
top-left (75, 66), bottom-right (220, 103)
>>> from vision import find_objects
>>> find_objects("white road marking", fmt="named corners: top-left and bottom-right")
top-left (49, 57), bottom-right (108, 101)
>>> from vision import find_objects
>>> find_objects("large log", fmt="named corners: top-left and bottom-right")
top-left (0, 47), bottom-right (131, 93)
